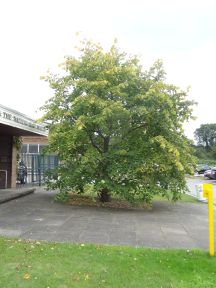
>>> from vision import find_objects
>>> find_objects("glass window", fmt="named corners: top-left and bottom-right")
top-left (21, 144), bottom-right (28, 153)
top-left (39, 145), bottom-right (46, 153)
top-left (29, 144), bottom-right (38, 154)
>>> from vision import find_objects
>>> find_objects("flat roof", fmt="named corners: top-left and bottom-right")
top-left (0, 104), bottom-right (48, 136)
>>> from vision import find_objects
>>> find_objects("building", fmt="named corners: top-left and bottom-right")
top-left (21, 135), bottom-right (48, 154)
top-left (20, 135), bottom-right (58, 185)
top-left (0, 104), bottom-right (48, 189)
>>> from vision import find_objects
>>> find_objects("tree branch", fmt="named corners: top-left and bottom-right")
top-left (88, 133), bottom-right (103, 154)
top-left (103, 136), bottom-right (110, 153)
top-left (95, 129), bottom-right (106, 139)
top-left (110, 123), bottom-right (146, 148)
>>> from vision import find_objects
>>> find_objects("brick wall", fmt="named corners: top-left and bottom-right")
top-left (11, 142), bottom-right (17, 188)
top-left (0, 135), bottom-right (12, 188)
top-left (22, 136), bottom-right (48, 145)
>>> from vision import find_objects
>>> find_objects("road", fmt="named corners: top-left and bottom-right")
top-left (186, 176), bottom-right (216, 203)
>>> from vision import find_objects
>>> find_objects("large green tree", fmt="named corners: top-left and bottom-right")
top-left (41, 40), bottom-right (195, 203)
top-left (194, 124), bottom-right (216, 151)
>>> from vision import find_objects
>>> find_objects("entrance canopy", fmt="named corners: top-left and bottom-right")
top-left (0, 104), bottom-right (48, 137)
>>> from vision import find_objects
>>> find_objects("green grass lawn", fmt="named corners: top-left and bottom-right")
top-left (0, 237), bottom-right (215, 288)
top-left (153, 193), bottom-right (199, 204)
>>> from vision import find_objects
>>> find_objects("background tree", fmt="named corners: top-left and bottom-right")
top-left (194, 124), bottom-right (216, 151)
top-left (41, 39), bottom-right (195, 203)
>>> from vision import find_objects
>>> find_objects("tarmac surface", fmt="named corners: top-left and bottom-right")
top-left (186, 176), bottom-right (216, 203)
top-left (0, 187), bottom-right (215, 250)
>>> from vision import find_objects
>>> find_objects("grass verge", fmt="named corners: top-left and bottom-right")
top-left (153, 193), bottom-right (199, 204)
top-left (0, 237), bottom-right (215, 288)
top-left (66, 192), bottom-right (199, 210)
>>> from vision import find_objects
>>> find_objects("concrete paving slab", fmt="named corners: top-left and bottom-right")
top-left (161, 225), bottom-right (188, 236)
top-left (22, 231), bottom-right (58, 241)
top-left (0, 187), bottom-right (35, 203)
top-left (50, 232), bottom-right (82, 243)
top-left (136, 232), bottom-right (165, 246)
top-left (109, 231), bottom-right (137, 245)
top-left (79, 231), bottom-right (110, 244)
top-left (0, 187), bottom-right (215, 250)
top-left (0, 228), bottom-right (22, 237)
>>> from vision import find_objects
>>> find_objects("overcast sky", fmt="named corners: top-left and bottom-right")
top-left (0, 0), bottom-right (215, 140)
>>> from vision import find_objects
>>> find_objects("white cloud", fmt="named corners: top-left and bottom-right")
top-left (0, 0), bottom-right (215, 140)
top-left (160, 41), bottom-right (216, 139)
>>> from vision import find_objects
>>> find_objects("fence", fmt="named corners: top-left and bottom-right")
top-left (20, 154), bottom-right (58, 186)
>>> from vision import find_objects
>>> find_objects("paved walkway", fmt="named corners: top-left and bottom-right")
top-left (0, 187), bottom-right (35, 203)
top-left (0, 188), bottom-right (215, 250)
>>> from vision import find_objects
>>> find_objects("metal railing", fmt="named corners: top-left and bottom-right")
top-left (20, 154), bottom-right (58, 186)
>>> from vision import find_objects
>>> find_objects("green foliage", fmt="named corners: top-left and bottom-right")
top-left (54, 191), bottom-right (69, 202)
top-left (41, 39), bottom-right (196, 203)
top-left (13, 136), bottom-right (22, 162)
top-left (193, 145), bottom-right (208, 159)
top-left (211, 145), bottom-right (216, 159)
top-left (194, 145), bottom-right (216, 165)
top-left (194, 123), bottom-right (216, 151)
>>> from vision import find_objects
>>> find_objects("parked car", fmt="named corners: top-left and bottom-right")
top-left (204, 167), bottom-right (216, 180)
top-left (196, 164), bottom-right (211, 174)
top-left (17, 161), bottom-right (27, 184)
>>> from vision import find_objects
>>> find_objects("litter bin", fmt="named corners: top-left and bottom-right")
top-left (196, 184), bottom-right (207, 202)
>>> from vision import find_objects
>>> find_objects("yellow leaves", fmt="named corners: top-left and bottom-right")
top-left (175, 162), bottom-right (184, 171)
top-left (104, 67), bottom-right (117, 76)
top-left (76, 117), bottom-right (85, 131)
top-left (151, 135), bottom-right (185, 171)
top-left (160, 142), bottom-right (166, 149)
top-left (89, 98), bottom-right (95, 104)
top-left (23, 272), bottom-right (31, 280)
top-left (84, 274), bottom-right (90, 280)
top-left (154, 136), bottom-right (178, 156)
top-left (72, 272), bottom-right (90, 282)
top-left (77, 124), bottom-right (83, 131)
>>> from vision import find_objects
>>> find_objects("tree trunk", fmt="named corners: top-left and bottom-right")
top-left (98, 136), bottom-right (111, 202)
top-left (99, 188), bottom-right (111, 202)
top-left (205, 141), bottom-right (209, 152)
